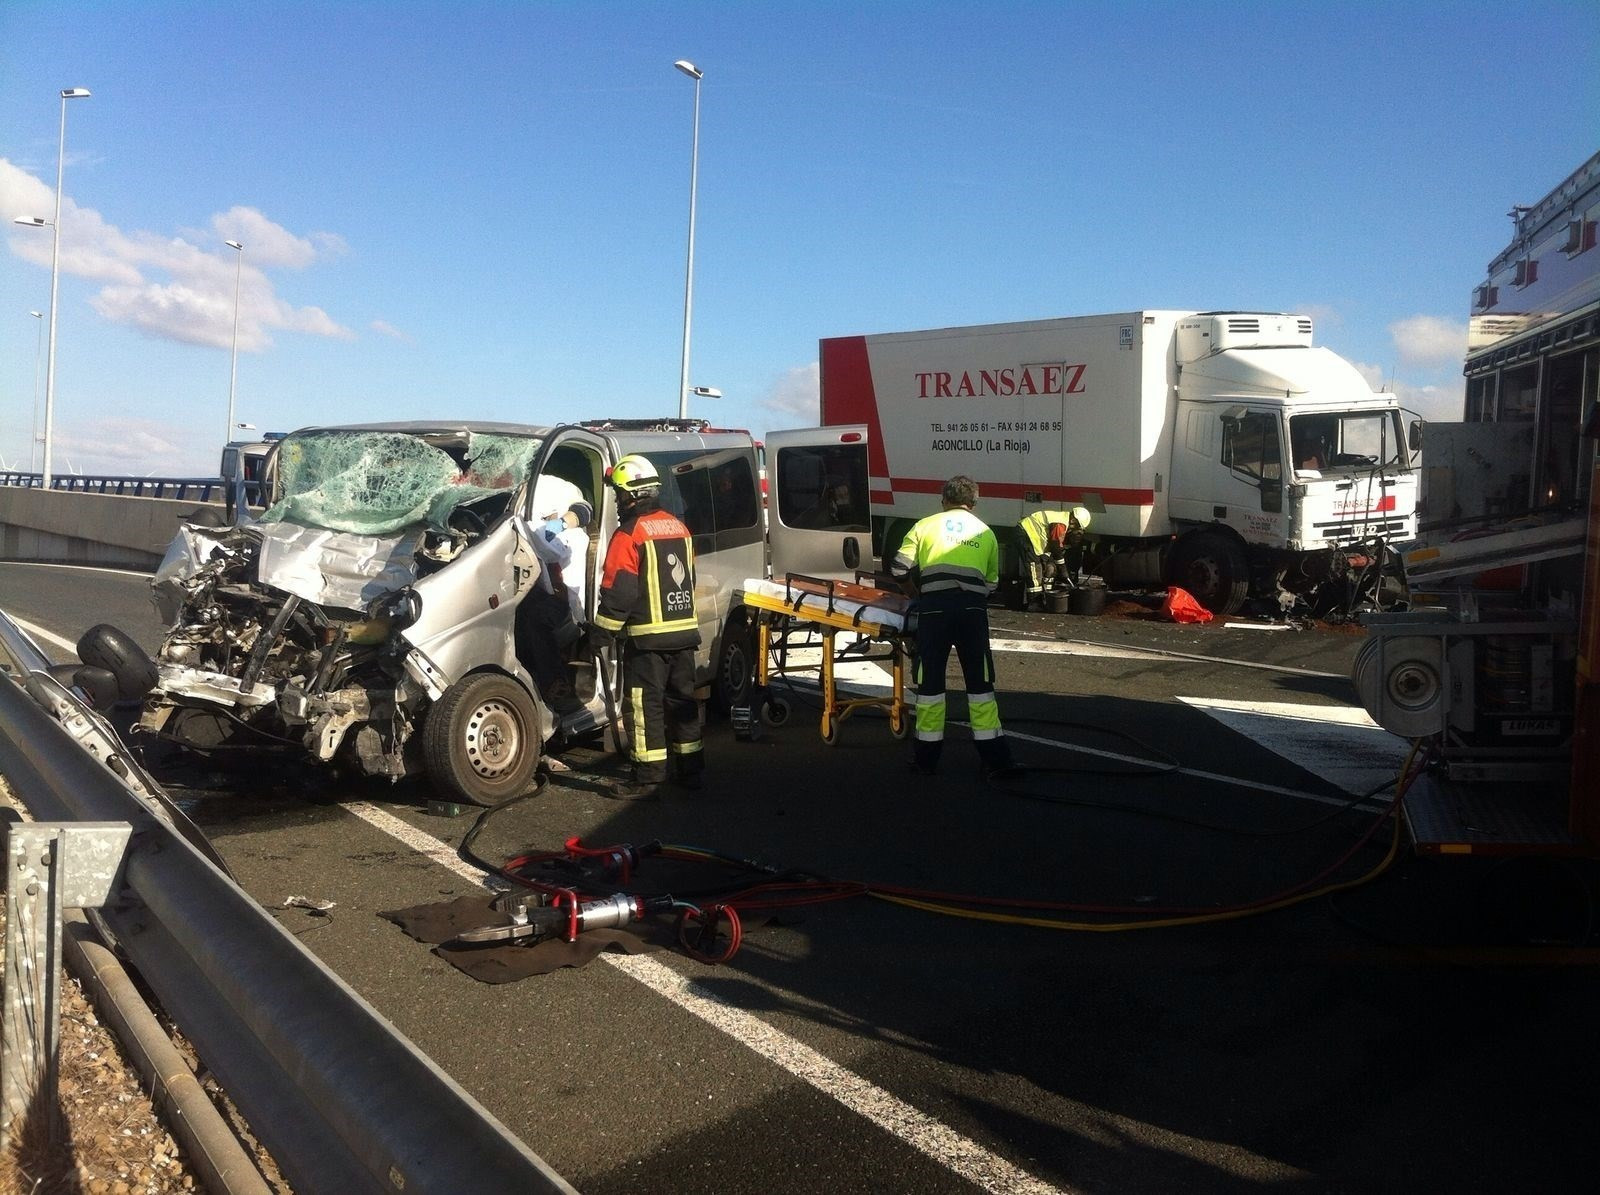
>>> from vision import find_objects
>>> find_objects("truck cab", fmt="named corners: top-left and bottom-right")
top-left (1165, 314), bottom-right (1418, 607)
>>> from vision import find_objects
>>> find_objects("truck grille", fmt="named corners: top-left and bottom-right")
top-left (1314, 517), bottom-right (1412, 538)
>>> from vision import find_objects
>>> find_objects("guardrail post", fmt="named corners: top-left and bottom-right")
top-left (1, 821), bottom-right (132, 1149)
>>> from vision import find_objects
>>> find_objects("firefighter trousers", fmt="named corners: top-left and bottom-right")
top-left (620, 643), bottom-right (703, 785)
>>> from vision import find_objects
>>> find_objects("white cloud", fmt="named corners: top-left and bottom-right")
top-left (50, 415), bottom-right (207, 476)
top-left (1390, 315), bottom-right (1466, 367)
top-left (371, 319), bottom-right (410, 341)
top-left (2, 157), bottom-right (352, 351)
top-left (759, 362), bottom-right (820, 423)
top-left (1353, 361), bottom-right (1463, 423)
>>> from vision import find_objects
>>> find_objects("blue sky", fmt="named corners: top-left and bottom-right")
top-left (2, 1), bottom-right (1597, 476)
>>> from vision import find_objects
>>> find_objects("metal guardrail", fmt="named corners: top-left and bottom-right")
top-left (0, 611), bottom-right (574, 1194)
top-left (0, 471), bottom-right (224, 501)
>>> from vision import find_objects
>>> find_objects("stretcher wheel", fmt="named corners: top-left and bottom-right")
top-left (821, 719), bottom-right (840, 746)
top-left (891, 709), bottom-right (913, 740)
top-left (759, 696), bottom-right (792, 728)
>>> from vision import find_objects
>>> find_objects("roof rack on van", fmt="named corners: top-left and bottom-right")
top-left (579, 418), bottom-right (713, 434)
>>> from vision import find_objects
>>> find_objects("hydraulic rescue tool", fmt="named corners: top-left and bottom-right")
top-left (449, 837), bottom-right (746, 962)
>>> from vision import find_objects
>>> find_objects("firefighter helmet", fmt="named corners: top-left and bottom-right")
top-left (1070, 505), bottom-right (1092, 531)
top-left (608, 454), bottom-right (661, 496)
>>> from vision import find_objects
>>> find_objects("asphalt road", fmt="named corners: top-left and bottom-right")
top-left (1, 561), bottom-right (1595, 1194)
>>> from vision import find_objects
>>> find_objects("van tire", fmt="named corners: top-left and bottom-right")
top-left (422, 673), bottom-right (542, 806)
top-left (76, 623), bottom-right (159, 702)
top-left (711, 611), bottom-right (755, 714)
top-left (1168, 532), bottom-right (1248, 616)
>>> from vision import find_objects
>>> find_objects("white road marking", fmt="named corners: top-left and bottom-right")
top-left (343, 801), bottom-right (1066, 1195)
top-left (991, 636), bottom-right (1163, 661)
top-left (1178, 697), bottom-right (1407, 797)
top-left (7, 614), bottom-right (78, 657)
top-left (1, 560), bottom-right (151, 577)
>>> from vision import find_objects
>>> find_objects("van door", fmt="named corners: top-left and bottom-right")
top-left (766, 426), bottom-right (870, 582)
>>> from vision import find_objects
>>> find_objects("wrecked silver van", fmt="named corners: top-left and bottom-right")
top-left (137, 420), bottom-right (767, 805)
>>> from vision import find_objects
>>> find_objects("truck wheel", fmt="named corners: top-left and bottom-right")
top-left (1168, 532), bottom-right (1248, 616)
top-left (421, 673), bottom-right (542, 806)
top-left (76, 623), bottom-right (159, 702)
top-left (711, 611), bottom-right (754, 714)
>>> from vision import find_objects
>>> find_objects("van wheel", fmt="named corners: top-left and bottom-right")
top-left (421, 673), bottom-right (542, 806)
top-left (1168, 532), bottom-right (1248, 616)
top-left (711, 611), bottom-right (754, 714)
top-left (77, 623), bottom-right (159, 702)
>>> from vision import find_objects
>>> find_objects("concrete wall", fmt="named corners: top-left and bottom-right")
top-left (0, 488), bottom-right (222, 570)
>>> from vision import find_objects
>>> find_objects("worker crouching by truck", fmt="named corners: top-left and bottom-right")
top-left (1017, 506), bottom-right (1091, 611)
top-left (592, 455), bottom-right (705, 799)
top-left (890, 475), bottom-right (1022, 781)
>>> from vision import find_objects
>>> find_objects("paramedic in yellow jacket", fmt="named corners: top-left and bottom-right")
top-left (1017, 506), bottom-right (1091, 609)
top-left (889, 475), bottom-right (1021, 779)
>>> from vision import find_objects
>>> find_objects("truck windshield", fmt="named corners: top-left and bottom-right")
top-left (1289, 412), bottom-right (1406, 473)
top-left (264, 429), bottom-right (542, 534)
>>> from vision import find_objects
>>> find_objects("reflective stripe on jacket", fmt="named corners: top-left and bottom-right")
top-left (890, 508), bottom-right (998, 597)
top-left (596, 505), bottom-right (701, 649)
top-left (1018, 510), bottom-right (1074, 556)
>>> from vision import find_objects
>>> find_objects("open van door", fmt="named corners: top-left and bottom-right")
top-left (767, 425), bottom-right (869, 582)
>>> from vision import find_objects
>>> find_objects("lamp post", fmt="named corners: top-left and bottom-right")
top-left (673, 59), bottom-right (703, 420)
top-left (13, 88), bottom-right (91, 489)
top-left (224, 240), bottom-right (244, 445)
top-left (28, 311), bottom-right (44, 473)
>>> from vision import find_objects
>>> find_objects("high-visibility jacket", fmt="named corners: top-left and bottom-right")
top-left (596, 503), bottom-right (700, 649)
top-left (1018, 510), bottom-right (1075, 556)
top-left (890, 508), bottom-right (998, 598)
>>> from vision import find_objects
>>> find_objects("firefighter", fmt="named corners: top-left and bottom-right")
top-left (890, 475), bottom-right (1021, 779)
top-left (592, 454), bottom-right (703, 798)
top-left (1016, 506), bottom-right (1091, 610)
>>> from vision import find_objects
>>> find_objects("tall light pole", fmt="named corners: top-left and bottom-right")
top-left (28, 311), bottom-right (44, 473)
top-left (16, 88), bottom-right (92, 489)
top-left (673, 59), bottom-right (703, 420)
top-left (224, 240), bottom-right (244, 445)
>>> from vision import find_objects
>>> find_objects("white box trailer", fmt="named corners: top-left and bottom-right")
top-left (819, 311), bottom-right (1419, 614)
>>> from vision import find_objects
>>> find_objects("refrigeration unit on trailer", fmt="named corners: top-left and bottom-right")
top-left (820, 310), bottom-right (1419, 614)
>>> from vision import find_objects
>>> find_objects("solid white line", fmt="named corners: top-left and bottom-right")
top-left (342, 801), bottom-right (1065, 1195)
top-left (997, 724), bottom-right (1386, 810)
top-left (1, 560), bottom-right (152, 577)
top-left (7, 614), bottom-right (78, 656)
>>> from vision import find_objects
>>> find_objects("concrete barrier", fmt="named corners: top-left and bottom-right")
top-left (0, 488), bottom-right (221, 570)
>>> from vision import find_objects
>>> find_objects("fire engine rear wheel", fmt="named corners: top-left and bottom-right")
top-left (1168, 532), bottom-right (1249, 616)
top-left (422, 673), bottom-right (542, 807)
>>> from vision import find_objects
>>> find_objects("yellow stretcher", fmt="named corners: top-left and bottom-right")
top-left (740, 574), bottom-right (914, 745)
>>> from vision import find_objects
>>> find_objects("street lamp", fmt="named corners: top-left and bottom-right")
top-left (673, 59), bottom-right (703, 420)
top-left (12, 88), bottom-right (91, 488)
top-left (28, 311), bottom-right (44, 473)
top-left (224, 240), bottom-right (244, 445)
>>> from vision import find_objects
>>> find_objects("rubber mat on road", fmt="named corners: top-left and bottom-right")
top-left (381, 893), bottom-right (674, 983)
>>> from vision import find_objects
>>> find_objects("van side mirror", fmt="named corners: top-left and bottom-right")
top-left (842, 537), bottom-right (861, 570)
top-left (1408, 419), bottom-right (1423, 453)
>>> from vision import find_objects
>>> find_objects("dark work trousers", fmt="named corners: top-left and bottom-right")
top-left (621, 642), bottom-right (703, 785)
top-left (911, 592), bottom-right (1012, 773)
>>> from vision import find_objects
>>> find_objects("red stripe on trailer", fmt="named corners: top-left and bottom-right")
top-left (887, 477), bottom-right (1155, 506)
top-left (819, 336), bottom-right (890, 479)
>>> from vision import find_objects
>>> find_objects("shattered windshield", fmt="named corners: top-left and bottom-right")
top-left (262, 430), bottom-right (543, 534)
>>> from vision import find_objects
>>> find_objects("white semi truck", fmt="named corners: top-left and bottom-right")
top-left (818, 310), bottom-right (1419, 614)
